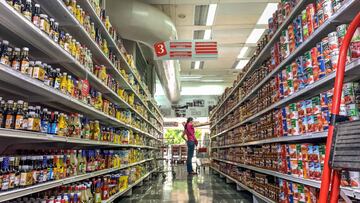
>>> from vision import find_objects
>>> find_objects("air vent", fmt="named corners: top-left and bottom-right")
top-left (193, 30), bottom-right (205, 39)
top-left (191, 61), bottom-right (204, 69)
top-left (194, 5), bottom-right (209, 26)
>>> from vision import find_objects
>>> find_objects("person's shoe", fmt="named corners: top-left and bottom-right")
top-left (188, 172), bottom-right (198, 175)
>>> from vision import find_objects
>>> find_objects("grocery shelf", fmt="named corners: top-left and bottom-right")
top-left (104, 167), bottom-right (158, 203)
top-left (0, 128), bottom-right (158, 149)
top-left (211, 131), bottom-right (328, 149)
top-left (36, 0), bottom-right (162, 134)
top-left (210, 166), bottom-right (275, 203)
top-left (0, 64), bottom-right (158, 140)
top-left (0, 158), bottom-right (155, 202)
top-left (210, 58), bottom-right (360, 139)
top-left (209, 0), bottom-right (312, 121)
top-left (210, 0), bottom-right (360, 126)
top-left (75, 0), bottom-right (161, 122)
top-left (212, 158), bottom-right (360, 200)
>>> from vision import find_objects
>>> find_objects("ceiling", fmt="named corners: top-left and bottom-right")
top-left (141, 0), bottom-right (279, 88)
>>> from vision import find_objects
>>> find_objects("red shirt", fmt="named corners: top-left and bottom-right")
top-left (185, 123), bottom-right (196, 141)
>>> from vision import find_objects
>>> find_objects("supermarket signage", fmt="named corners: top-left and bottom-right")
top-left (153, 40), bottom-right (218, 60)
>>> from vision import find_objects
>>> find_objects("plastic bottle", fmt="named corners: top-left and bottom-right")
top-left (60, 72), bottom-right (68, 94)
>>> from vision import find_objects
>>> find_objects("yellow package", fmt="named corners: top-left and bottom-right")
top-left (118, 176), bottom-right (128, 191)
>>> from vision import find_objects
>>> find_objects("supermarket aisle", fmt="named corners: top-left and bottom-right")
top-left (118, 166), bottom-right (252, 203)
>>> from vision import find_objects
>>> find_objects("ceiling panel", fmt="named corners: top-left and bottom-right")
top-left (214, 3), bottom-right (267, 25)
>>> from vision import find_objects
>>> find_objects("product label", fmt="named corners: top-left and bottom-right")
top-left (14, 174), bottom-right (20, 187)
top-left (20, 61), bottom-right (29, 74)
top-left (15, 115), bottom-right (24, 130)
top-left (11, 61), bottom-right (20, 71)
top-left (5, 115), bottom-right (14, 129)
top-left (19, 172), bottom-right (27, 186)
top-left (8, 173), bottom-right (15, 189)
top-left (1, 174), bottom-right (9, 191)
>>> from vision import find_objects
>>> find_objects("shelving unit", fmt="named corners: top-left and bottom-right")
top-left (210, 0), bottom-right (360, 130)
top-left (210, 166), bottom-right (275, 203)
top-left (0, 0), bottom-right (164, 201)
top-left (0, 158), bottom-right (155, 202)
top-left (209, 0), bottom-right (360, 202)
top-left (103, 167), bottom-right (159, 203)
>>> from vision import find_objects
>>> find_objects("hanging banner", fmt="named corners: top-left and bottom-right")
top-left (154, 40), bottom-right (218, 60)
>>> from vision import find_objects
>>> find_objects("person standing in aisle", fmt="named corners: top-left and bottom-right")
top-left (182, 117), bottom-right (210, 175)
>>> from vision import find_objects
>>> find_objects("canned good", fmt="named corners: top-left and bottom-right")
top-left (330, 49), bottom-right (339, 70)
top-left (299, 116), bottom-right (308, 134)
top-left (322, 0), bottom-right (333, 21)
top-left (306, 4), bottom-right (316, 35)
top-left (332, 0), bottom-right (342, 12)
top-left (293, 15), bottom-right (303, 47)
top-left (328, 31), bottom-right (339, 51)
top-left (301, 10), bottom-right (309, 40)
top-left (321, 37), bottom-right (331, 59)
top-left (316, 8), bottom-right (324, 27)
top-left (312, 96), bottom-right (321, 114)
top-left (349, 171), bottom-right (360, 188)
top-left (336, 24), bottom-right (347, 45)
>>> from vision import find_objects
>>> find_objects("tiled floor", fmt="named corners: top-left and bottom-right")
top-left (116, 165), bottom-right (252, 203)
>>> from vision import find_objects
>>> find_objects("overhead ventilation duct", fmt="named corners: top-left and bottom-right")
top-left (106, 0), bottom-right (181, 103)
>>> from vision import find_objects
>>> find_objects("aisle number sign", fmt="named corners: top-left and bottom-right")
top-left (154, 40), bottom-right (218, 60)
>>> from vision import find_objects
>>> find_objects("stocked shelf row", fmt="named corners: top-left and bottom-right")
top-left (0, 0), bottom-right (163, 134)
top-left (211, 131), bottom-right (327, 149)
top-left (0, 128), bottom-right (159, 150)
top-left (104, 167), bottom-right (158, 203)
top-left (74, 0), bottom-right (163, 126)
top-left (209, 0), bottom-right (313, 120)
top-left (0, 64), bottom-right (159, 141)
top-left (211, 58), bottom-right (360, 139)
top-left (210, 166), bottom-right (275, 203)
top-left (212, 158), bottom-right (360, 200)
top-left (0, 158), bottom-right (155, 202)
top-left (210, 0), bottom-right (359, 128)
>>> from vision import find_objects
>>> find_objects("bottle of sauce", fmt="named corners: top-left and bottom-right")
top-left (20, 47), bottom-right (29, 74)
top-left (60, 72), bottom-right (68, 94)
top-left (0, 100), bottom-right (5, 128)
top-left (30, 156), bottom-right (37, 185)
top-left (12, 0), bottom-right (22, 12)
top-left (40, 108), bottom-right (49, 133)
top-left (14, 156), bottom-right (20, 188)
top-left (22, 0), bottom-right (32, 21)
top-left (51, 111), bottom-right (59, 135)
top-left (0, 40), bottom-right (9, 63)
top-left (34, 106), bottom-right (42, 132)
top-left (1, 47), bottom-right (12, 66)
top-left (15, 100), bottom-right (24, 130)
top-left (19, 156), bottom-right (28, 187)
top-left (53, 68), bottom-right (62, 90)
top-left (32, 4), bottom-right (41, 27)
top-left (1, 157), bottom-right (9, 191)
top-left (27, 61), bottom-right (34, 77)
top-left (21, 103), bottom-right (29, 130)
top-left (47, 154), bottom-right (54, 181)
top-left (4, 100), bottom-right (15, 129)
top-left (8, 157), bottom-right (15, 189)
top-left (67, 75), bottom-right (74, 96)
top-left (10, 47), bottom-right (21, 70)
top-left (52, 22), bottom-right (60, 43)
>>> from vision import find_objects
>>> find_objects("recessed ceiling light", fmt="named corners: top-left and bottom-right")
top-left (181, 76), bottom-right (202, 79)
top-left (245, 29), bottom-right (265, 44)
top-left (178, 13), bottom-right (186, 19)
top-left (194, 61), bottom-right (201, 69)
top-left (206, 4), bottom-right (217, 26)
top-left (203, 30), bottom-right (212, 40)
top-left (237, 47), bottom-right (249, 58)
top-left (235, 60), bottom-right (249, 70)
top-left (257, 3), bottom-right (278, 25)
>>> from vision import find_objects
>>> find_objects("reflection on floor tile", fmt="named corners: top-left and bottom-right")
top-left (116, 165), bottom-right (252, 203)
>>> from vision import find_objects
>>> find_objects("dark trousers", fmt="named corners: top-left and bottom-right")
top-left (187, 141), bottom-right (195, 173)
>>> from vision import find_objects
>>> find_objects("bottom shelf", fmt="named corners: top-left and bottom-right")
top-left (104, 167), bottom-right (158, 203)
top-left (210, 166), bottom-right (275, 203)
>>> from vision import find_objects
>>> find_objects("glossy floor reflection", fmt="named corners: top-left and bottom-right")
top-left (116, 165), bottom-right (252, 203)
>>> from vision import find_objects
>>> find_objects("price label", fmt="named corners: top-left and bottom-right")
top-left (154, 42), bottom-right (167, 57)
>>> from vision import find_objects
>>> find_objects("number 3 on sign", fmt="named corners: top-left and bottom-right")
top-left (154, 42), bottom-right (167, 57)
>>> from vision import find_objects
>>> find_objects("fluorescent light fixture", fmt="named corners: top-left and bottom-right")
top-left (204, 29), bottom-right (212, 40)
top-left (237, 47), bottom-right (249, 58)
top-left (257, 3), bottom-right (278, 25)
top-left (246, 28), bottom-right (265, 44)
top-left (206, 4), bottom-right (217, 26)
top-left (236, 59), bottom-right (249, 69)
top-left (181, 76), bottom-right (202, 79)
top-left (194, 61), bottom-right (201, 69)
top-left (201, 79), bottom-right (224, 82)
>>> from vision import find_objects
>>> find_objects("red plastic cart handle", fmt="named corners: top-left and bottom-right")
top-left (319, 12), bottom-right (360, 203)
